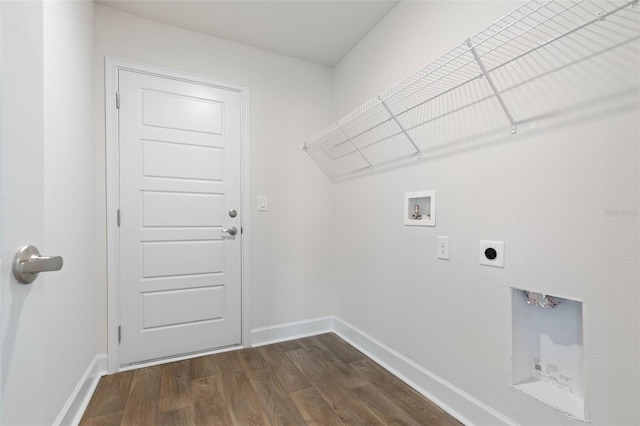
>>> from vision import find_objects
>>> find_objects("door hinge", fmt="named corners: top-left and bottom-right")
top-left (118, 326), bottom-right (121, 344)
top-left (116, 92), bottom-right (120, 109)
top-left (241, 227), bottom-right (243, 234)
top-left (117, 209), bottom-right (121, 227)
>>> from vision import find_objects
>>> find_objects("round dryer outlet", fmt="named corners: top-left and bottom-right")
top-left (480, 241), bottom-right (504, 268)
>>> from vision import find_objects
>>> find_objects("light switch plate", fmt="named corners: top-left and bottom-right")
top-left (480, 240), bottom-right (504, 268)
top-left (438, 236), bottom-right (449, 260)
top-left (258, 195), bottom-right (268, 211)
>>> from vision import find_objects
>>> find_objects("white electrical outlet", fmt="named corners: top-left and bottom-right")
top-left (438, 236), bottom-right (449, 260)
top-left (480, 240), bottom-right (504, 268)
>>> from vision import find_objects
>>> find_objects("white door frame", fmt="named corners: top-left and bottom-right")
top-left (105, 57), bottom-right (251, 373)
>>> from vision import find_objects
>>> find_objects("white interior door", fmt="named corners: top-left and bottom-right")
top-left (118, 69), bottom-right (242, 366)
top-left (1, 2), bottom-right (47, 423)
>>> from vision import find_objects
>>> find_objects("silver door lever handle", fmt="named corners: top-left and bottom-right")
top-left (222, 227), bottom-right (238, 236)
top-left (13, 245), bottom-right (63, 284)
top-left (17, 255), bottom-right (63, 273)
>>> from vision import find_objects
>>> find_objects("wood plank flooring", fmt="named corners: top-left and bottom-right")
top-left (80, 333), bottom-right (462, 425)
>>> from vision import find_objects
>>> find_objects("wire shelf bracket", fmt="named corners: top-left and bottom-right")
top-left (466, 38), bottom-right (518, 135)
top-left (379, 96), bottom-right (423, 159)
top-left (339, 126), bottom-right (374, 170)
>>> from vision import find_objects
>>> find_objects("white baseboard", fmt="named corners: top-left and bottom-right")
top-left (59, 317), bottom-right (331, 424)
top-left (251, 316), bottom-right (515, 426)
top-left (67, 318), bottom-right (514, 426)
top-left (54, 353), bottom-right (107, 426)
top-left (250, 316), bottom-right (335, 347)
top-left (333, 318), bottom-right (516, 426)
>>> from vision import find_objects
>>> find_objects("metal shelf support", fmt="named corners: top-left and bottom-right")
top-left (339, 126), bottom-right (374, 171)
top-left (379, 97), bottom-right (422, 159)
top-left (466, 38), bottom-right (518, 135)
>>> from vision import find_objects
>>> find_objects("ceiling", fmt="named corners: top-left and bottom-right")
top-left (95, 0), bottom-right (400, 67)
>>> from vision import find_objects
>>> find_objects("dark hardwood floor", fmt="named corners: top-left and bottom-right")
top-left (80, 333), bottom-right (462, 425)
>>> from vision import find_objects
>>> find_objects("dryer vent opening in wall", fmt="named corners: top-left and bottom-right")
top-left (511, 288), bottom-right (585, 421)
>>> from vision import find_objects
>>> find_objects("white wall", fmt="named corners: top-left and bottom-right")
top-left (333, 1), bottom-right (518, 118)
top-left (332, 2), bottom-right (639, 425)
top-left (43, 0), bottom-right (96, 422)
top-left (93, 5), bottom-right (335, 352)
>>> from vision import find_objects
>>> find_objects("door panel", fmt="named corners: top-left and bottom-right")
top-left (118, 70), bottom-right (241, 365)
top-left (142, 141), bottom-right (224, 181)
top-left (141, 90), bottom-right (223, 135)
top-left (142, 192), bottom-right (223, 227)
top-left (142, 241), bottom-right (223, 277)
top-left (142, 286), bottom-right (225, 328)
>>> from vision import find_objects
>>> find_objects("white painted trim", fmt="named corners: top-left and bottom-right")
top-left (53, 354), bottom-right (107, 426)
top-left (333, 317), bottom-right (517, 426)
top-left (250, 316), bottom-right (335, 347)
top-left (105, 57), bottom-right (251, 372)
top-left (105, 57), bottom-right (120, 374)
top-left (240, 80), bottom-right (252, 349)
top-left (250, 316), bottom-right (515, 426)
top-left (118, 345), bottom-right (241, 372)
top-left (72, 317), bottom-right (513, 425)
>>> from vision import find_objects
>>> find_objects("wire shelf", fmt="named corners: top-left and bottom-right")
top-left (303, 0), bottom-right (640, 182)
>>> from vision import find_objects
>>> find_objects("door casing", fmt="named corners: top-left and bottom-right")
top-left (105, 58), bottom-right (251, 373)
